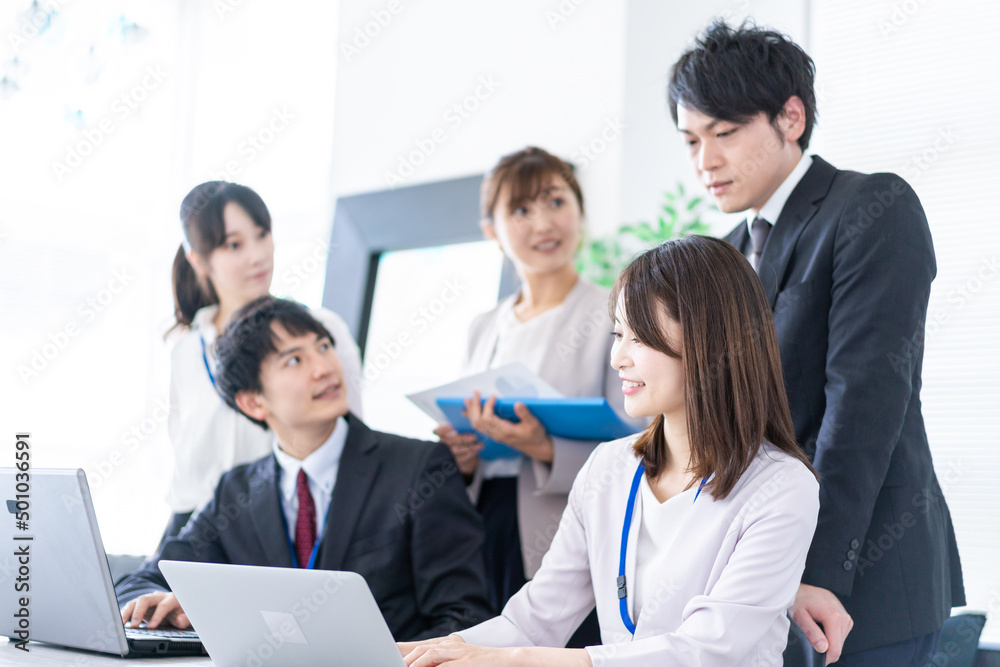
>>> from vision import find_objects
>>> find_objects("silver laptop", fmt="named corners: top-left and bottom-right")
top-left (0, 468), bottom-right (206, 657)
top-left (159, 561), bottom-right (406, 666)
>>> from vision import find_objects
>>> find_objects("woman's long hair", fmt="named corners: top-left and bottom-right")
top-left (169, 182), bottom-right (272, 333)
top-left (610, 236), bottom-right (816, 499)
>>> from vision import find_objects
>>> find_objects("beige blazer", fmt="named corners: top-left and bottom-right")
top-left (458, 438), bottom-right (820, 665)
top-left (463, 279), bottom-right (647, 577)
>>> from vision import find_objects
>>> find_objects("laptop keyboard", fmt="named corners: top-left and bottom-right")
top-left (125, 625), bottom-right (200, 640)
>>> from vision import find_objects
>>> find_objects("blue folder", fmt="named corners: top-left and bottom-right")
top-left (436, 397), bottom-right (641, 461)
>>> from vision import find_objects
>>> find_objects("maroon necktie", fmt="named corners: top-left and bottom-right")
top-left (294, 468), bottom-right (316, 568)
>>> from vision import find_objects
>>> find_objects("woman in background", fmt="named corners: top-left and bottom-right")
top-left (163, 181), bottom-right (362, 538)
top-left (403, 236), bottom-right (820, 665)
top-left (435, 147), bottom-right (643, 644)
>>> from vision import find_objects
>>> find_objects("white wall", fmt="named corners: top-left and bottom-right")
top-left (0, 0), bottom-right (341, 555)
top-left (620, 0), bottom-right (806, 235)
top-left (330, 0), bottom-right (805, 238)
top-left (330, 0), bottom-right (628, 236)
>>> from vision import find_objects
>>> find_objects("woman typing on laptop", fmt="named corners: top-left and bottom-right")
top-left (400, 237), bottom-right (821, 665)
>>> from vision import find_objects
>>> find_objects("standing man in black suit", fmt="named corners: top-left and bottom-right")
top-left (117, 296), bottom-right (492, 641)
top-left (666, 21), bottom-right (964, 666)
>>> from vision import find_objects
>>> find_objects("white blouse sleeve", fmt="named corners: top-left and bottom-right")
top-left (459, 449), bottom-right (600, 648)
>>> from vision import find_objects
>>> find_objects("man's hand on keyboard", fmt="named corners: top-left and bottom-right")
top-left (121, 591), bottom-right (191, 630)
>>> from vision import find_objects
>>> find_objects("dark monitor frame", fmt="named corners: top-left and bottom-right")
top-left (321, 174), bottom-right (518, 357)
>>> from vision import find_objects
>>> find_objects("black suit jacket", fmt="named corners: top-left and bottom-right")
top-left (117, 415), bottom-right (492, 641)
top-left (725, 156), bottom-right (965, 654)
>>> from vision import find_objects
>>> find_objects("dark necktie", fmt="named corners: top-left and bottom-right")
top-left (294, 468), bottom-right (316, 568)
top-left (750, 216), bottom-right (772, 271)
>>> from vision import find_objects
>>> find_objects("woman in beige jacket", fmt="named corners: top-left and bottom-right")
top-left (434, 147), bottom-right (642, 646)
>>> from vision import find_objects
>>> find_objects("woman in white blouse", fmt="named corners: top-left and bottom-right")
top-left (162, 182), bottom-right (362, 539)
top-left (403, 236), bottom-right (820, 666)
top-left (435, 148), bottom-right (641, 645)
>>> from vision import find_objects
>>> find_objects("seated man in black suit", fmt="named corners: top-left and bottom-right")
top-left (117, 296), bottom-right (492, 641)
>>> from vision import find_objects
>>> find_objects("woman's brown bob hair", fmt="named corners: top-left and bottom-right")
top-left (610, 236), bottom-right (816, 499)
top-left (480, 146), bottom-right (584, 221)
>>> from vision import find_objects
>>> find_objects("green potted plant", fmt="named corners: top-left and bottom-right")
top-left (576, 182), bottom-right (713, 288)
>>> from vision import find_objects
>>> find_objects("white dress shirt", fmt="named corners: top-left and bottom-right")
top-left (165, 304), bottom-right (363, 513)
top-left (746, 153), bottom-right (814, 233)
top-left (272, 416), bottom-right (348, 543)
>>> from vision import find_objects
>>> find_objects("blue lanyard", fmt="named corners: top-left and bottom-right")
top-left (618, 462), bottom-right (709, 635)
top-left (200, 336), bottom-right (217, 389)
top-left (285, 531), bottom-right (321, 569)
top-left (277, 500), bottom-right (323, 569)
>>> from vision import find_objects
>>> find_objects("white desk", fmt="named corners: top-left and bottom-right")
top-left (0, 638), bottom-right (213, 665)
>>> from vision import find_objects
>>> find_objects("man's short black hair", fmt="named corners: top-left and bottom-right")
top-left (668, 20), bottom-right (817, 150)
top-left (215, 296), bottom-right (336, 429)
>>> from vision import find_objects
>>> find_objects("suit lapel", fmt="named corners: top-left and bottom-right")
top-left (725, 222), bottom-right (751, 257)
top-left (248, 456), bottom-right (294, 567)
top-left (756, 156), bottom-right (837, 308)
top-left (320, 415), bottom-right (380, 569)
